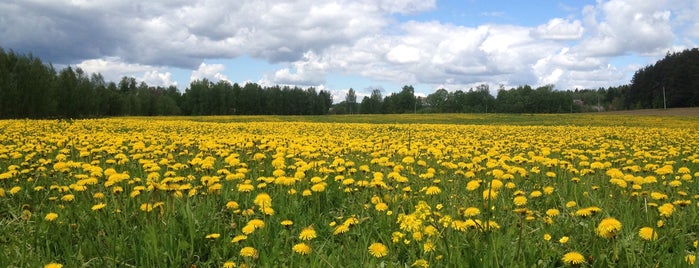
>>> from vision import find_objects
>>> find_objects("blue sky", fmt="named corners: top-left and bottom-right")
top-left (1, 0), bottom-right (697, 102)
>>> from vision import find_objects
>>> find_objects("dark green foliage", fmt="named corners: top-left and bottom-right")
top-left (1, 46), bottom-right (697, 118)
top-left (626, 48), bottom-right (699, 109)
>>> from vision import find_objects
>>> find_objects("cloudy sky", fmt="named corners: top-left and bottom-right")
top-left (1, 0), bottom-right (697, 101)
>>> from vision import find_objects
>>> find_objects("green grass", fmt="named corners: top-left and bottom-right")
top-left (139, 112), bottom-right (699, 128)
top-left (0, 115), bottom-right (698, 267)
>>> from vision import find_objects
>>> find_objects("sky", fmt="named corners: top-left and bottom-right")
top-left (1, 0), bottom-right (698, 102)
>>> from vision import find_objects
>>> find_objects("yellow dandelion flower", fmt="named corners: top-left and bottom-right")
top-left (559, 236), bottom-right (569, 244)
top-left (239, 246), bottom-right (258, 258)
top-left (483, 189), bottom-right (498, 200)
top-left (9, 186), bottom-right (21, 195)
top-left (368, 242), bottom-right (388, 258)
top-left (566, 201), bottom-right (577, 208)
top-left (543, 186), bottom-right (554, 195)
top-left (466, 180), bottom-right (480, 191)
top-left (543, 233), bottom-right (552, 241)
top-left (226, 201), bottom-right (240, 210)
top-left (292, 243), bottom-right (312, 255)
top-left (281, 220), bottom-right (293, 227)
top-left (241, 225), bottom-right (256, 235)
top-left (638, 227), bottom-right (657, 241)
top-left (596, 217), bottom-right (622, 239)
top-left (206, 233), bottom-right (220, 239)
top-left (546, 209), bottom-right (560, 217)
top-left (248, 219), bottom-right (265, 229)
top-left (411, 259), bottom-right (429, 268)
top-left (658, 203), bottom-right (674, 217)
top-left (43, 263), bottom-right (63, 268)
top-left (44, 212), bottom-right (58, 222)
top-left (513, 196), bottom-right (527, 206)
top-left (561, 251), bottom-right (585, 265)
top-left (91, 203), bottom-right (107, 211)
top-left (333, 224), bottom-right (350, 235)
top-left (529, 190), bottom-right (542, 198)
top-left (299, 226), bottom-right (317, 241)
top-left (231, 235), bottom-right (247, 243)
top-left (392, 231), bottom-right (405, 243)
top-left (686, 254), bottom-right (696, 265)
top-left (222, 261), bottom-right (236, 268)
top-left (463, 207), bottom-right (480, 217)
top-left (425, 186), bottom-right (441, 195)
top-left (375, 202), bottom-right (388, 211)
top-left (423, 240), bottom-right (436, 253)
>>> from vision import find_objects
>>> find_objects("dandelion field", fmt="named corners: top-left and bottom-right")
top-left (1, 115), bottom-right (698, 267)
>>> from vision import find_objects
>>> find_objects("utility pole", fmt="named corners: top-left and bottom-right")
top-left (662, 86), bottom-right (666, 110)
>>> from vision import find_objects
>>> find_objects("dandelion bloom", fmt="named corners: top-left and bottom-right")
top-left (466, 180), bottom-right (480, 191)
top-left (596, 217), bottom-right (622, 239)
top-left (60, 194), bottom-right (75, 202)
top-left (281, 220), bottom-right (293, 227)
top-left (658, 203), bottom-right (674, 217)
top-left (205, 233), bottom-right (220, 239)
top-left (412, 259), bottom-right (429, 268)
top-left (425, 186), bottom-right (441, 195)
top-left (248, 219), bottom-right (265, 229)
top-left (546, 209), bottom-right (560, 217)
top-left (368, 242), bottom-right (388, 258)
top-left (240, 246), bottom-right (258, 258)
top-left (482, 189), bottom-right (498, 200)
top-left (44, 263), bottom-right (63, 268)
top-left (231, 235), bottom-right (247, 243)
top-left (543, 234), bottom-right (552, 241)
top-left (423, 240), bottom-right (436, 253)
top-left (375, 202), bottom-right (389, 211)
top-left (333, 224), bottom-right (350, 235)
top-left (9, 186), bottom-right (21, 195)
top-left (561, 251), bottom-right (585, 265)
top-left (638, 227), bottom-right (658, 241)
top-left (44, 212), bottom-right (58, 222)
top-left (686, 254), bottom-right (696, 265)
top-left (292, 243), bottom-right (312, 255)
top-left (91, 203), bottom-right (107, 211)
top-left (559, 236), bottom-right (569, 244)
top-left (226, 201), bottom-right (239, 209)
top-left (463, 207), bottom-right (480, 217)
top-left (222, 261), bottom-right (236, 268)
top-left (513, 196), bottom-right (527, 206)
top-left (299, 226), bottom-right (317, 241)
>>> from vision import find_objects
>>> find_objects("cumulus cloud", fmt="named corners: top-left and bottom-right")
top-left (190, 63), bottom-right (230, 83)
top-left (76, 57), bottom-right (177, 87)
top-left (532, 18), bottom-right (584, 40)
top-left (1, 0), bottom-right (697, 94)
top-left (576, 0), bottom-right (673, 57)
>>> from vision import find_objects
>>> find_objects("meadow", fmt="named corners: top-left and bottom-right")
top-left (1, 113), bottom-right (698, 267)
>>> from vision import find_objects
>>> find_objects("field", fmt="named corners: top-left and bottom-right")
top-left (1, 114), bottom-right (698, 267)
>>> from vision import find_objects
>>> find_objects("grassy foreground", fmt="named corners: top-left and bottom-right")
top-left (1, 114), bottom-right (698, 267)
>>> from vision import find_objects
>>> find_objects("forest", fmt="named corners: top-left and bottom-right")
top-left (0, 47), bottom-right (697, 118)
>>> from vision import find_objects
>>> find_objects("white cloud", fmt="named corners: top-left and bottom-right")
top-left (532, 18), bottom-right (584, 40)
top-left (190, 63), bottom-right (230, 83)
top-left (76, 57), bottom-right (177, 87)
top-left (2, 0), bottom-right (697, 95)
top-left (577, 0), bottom-right (673, 57)
top-left (386, 45), bottom-right (421, 64)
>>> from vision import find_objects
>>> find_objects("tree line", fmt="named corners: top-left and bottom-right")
top-left (1, 46), bottom-right (696, 119)
top-left (334, 84), bottom-right (619, 114)
top-left (0, 47), bottom-right (332, 118)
